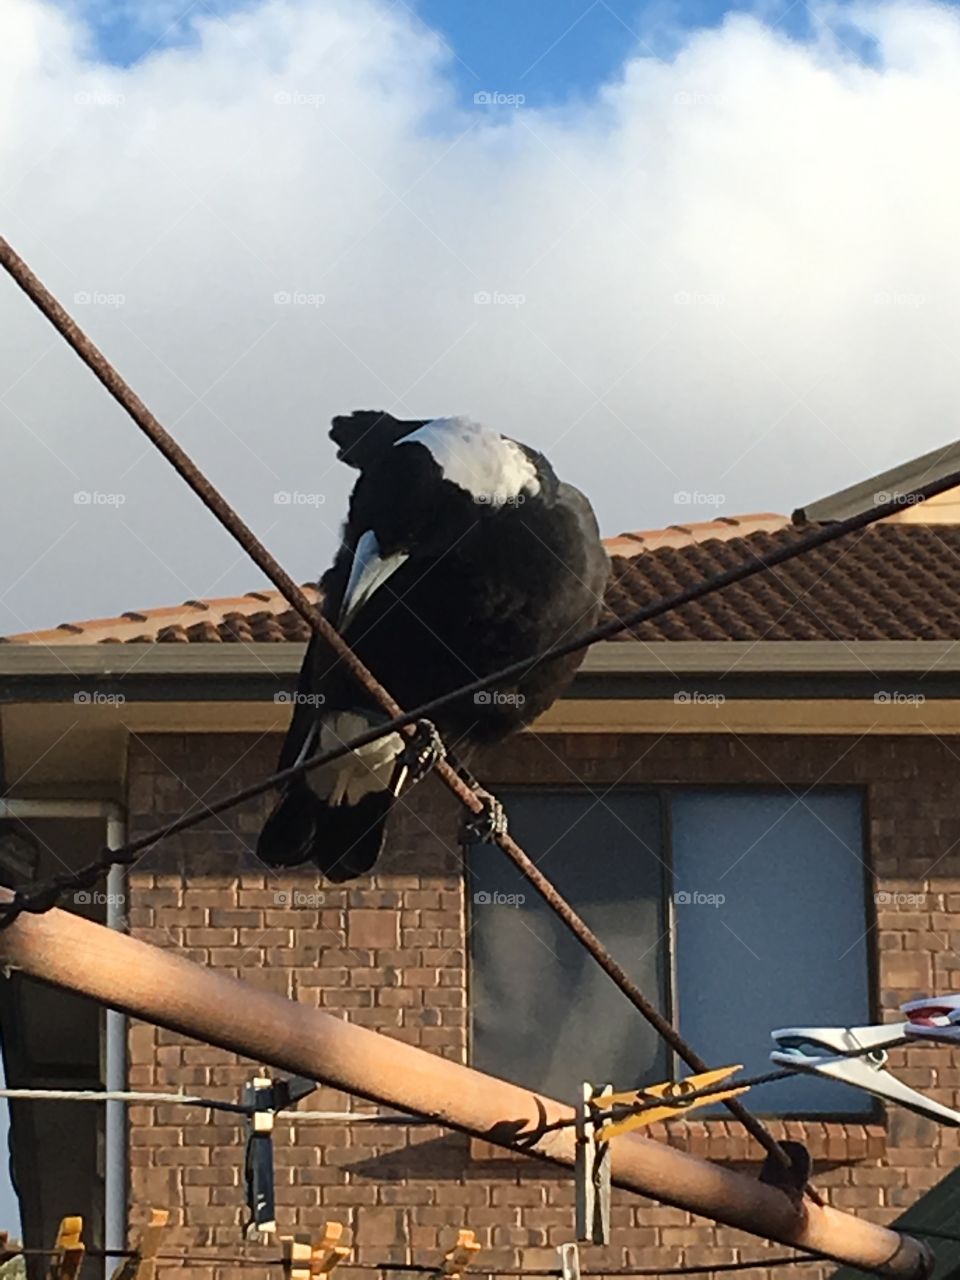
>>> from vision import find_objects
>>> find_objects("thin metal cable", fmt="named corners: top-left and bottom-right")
top-left (0, 1246), bottom-right (843, 1273)
top-left (0, 1088), bottom-right (432, 1122)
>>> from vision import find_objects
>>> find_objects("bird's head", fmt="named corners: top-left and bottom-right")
top-left (330, 411), bottom-right (430, 469)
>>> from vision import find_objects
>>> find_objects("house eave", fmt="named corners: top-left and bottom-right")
top-left (1, 640), bottom-right (960, 703)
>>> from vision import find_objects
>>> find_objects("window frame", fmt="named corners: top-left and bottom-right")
top-left (466, 780), bottom-right (879, 1121)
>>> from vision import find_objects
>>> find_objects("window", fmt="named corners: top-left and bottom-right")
top-left (468, 786), bottom-right (871, 1116)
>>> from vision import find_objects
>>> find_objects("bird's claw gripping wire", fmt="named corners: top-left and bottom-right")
top-left (462, 788), bottom-right (508, 845)
top-left (399, 719), bottom-right (447, 785)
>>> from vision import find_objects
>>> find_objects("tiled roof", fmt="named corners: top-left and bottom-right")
top-left (601, 513), bottom-right (788, 557)
top-left (0, 588), bottom-right (321, 646)
top-left (606, 523), bottom-right (960, 642)
top-left (0, 520), bottom-right (774, 647)
top-left (6, 507), bottom-right (960, 645)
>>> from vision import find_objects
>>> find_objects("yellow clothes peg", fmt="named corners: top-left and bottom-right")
top-left (46, 1216), bottom-right (84, 1280)
top-left (282, 1222), bottom-right (349, 1280)
top-left (437, 1230), bottom-right (482, 1280)
top-left (110, 1208), bottom-right (169, 1280)
top-left (598, 1065), bottom-right (749, 1139)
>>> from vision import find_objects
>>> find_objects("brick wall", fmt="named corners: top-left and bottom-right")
top-left (125, 729), bottom-right (960, 1279)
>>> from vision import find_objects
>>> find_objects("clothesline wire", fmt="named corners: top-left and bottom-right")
top-left (0, 1088), bottom-right (433, 1122)
top-left (0, 1243), bottom-right (842, 1273)
top-left (0, 1036), bottom-right (911, 1130)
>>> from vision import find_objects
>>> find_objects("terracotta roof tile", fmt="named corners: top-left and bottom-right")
top-left (601, 513), bottom-right (788, 558)
top-left (7, 517), bottom-right (960, 645)
top-left (606, 523), bottom-right (960, 641)
top-left (1, 588), bottom-right (320, 647)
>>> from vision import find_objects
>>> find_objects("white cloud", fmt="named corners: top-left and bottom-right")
top-left (1, 0), bottom-right (959, 633)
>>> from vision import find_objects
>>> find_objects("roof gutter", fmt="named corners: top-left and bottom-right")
top-left (2, 642), bottom-right (960, 702)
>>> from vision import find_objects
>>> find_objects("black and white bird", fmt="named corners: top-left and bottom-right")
top-left (257, 411), bottom-right (609, 882)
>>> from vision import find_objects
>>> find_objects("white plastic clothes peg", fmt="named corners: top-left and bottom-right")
top-left (901, 994), bottom-right (960, 1043)
top-left (770, 1023), bottom-right (960, 1125)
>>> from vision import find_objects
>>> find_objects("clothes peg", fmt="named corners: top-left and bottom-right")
top-left (576, 1082), bottom-right (612, 1246)
top-left (245, 1074), bottom-right (278, 1238)
top-left (902, 994), bottom-right (960, 1043)
top-left (437, 1229), bottom-right (481, 1280)
top-left (596, 1066), bottom-right (748, 1140)
top-left (312, 1222), bottom-right (350, 1279)
top-left (110, 1208), bottom-right (169, 1280)
top-left (281, 1222), bottom-right (349, 1280)
top-left (770, 1023), bottom-right (960, 1124)
top-left (46, 1216), bottom-right (84, 1280)
top-left (559, 1242), bottom-right (581, 1280)
top-left (282, 1238), bottom-right (315, 1280)
top-left (244, 1072), bottom-right (318, 1239)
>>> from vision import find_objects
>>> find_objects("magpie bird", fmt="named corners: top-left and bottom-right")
top-left (257, 411), bottom-right (609, 882)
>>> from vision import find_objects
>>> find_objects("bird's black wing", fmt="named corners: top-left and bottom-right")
top-left (275, 539), bottom-right (354, 773)
top-left (555, 480), bottom-right (610, 592)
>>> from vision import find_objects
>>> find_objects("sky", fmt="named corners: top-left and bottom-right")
top-left (1, 0), bottom-right (960, 639)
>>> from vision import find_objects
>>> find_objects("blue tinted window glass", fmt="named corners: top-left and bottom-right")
top-left (671, 788), bottom-right (871, 1115)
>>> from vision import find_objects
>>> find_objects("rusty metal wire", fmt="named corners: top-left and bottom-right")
top-left (0, 1244), bottom-right (840, 1273)
top-left (0, 234), bottom-right (939, 1182)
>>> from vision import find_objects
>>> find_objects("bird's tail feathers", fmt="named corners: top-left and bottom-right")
top-left (256, 782), bottom-right (393, 883)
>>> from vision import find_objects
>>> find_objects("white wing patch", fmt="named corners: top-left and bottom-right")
top-left (397, 416), bottom-right (540, 506)
top-left (339, 529), bottom-right (408, 631)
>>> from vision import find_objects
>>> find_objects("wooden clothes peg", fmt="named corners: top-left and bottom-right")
top-left (281, 1222), bottom-right (349, 1280)
top-left (46, 1216), bottom-right (84, 1280)
top-left (437, 1229), bottom-right (481, 1280)
top-left (559, 1243), bottom-right (581, 1280)
top-left (110, 1208), bottom-right (170, 1280)
top-left (576, 1083), bottom-right (612, 1246)
top-left (597, 1065), bottom-right (747, 1140)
